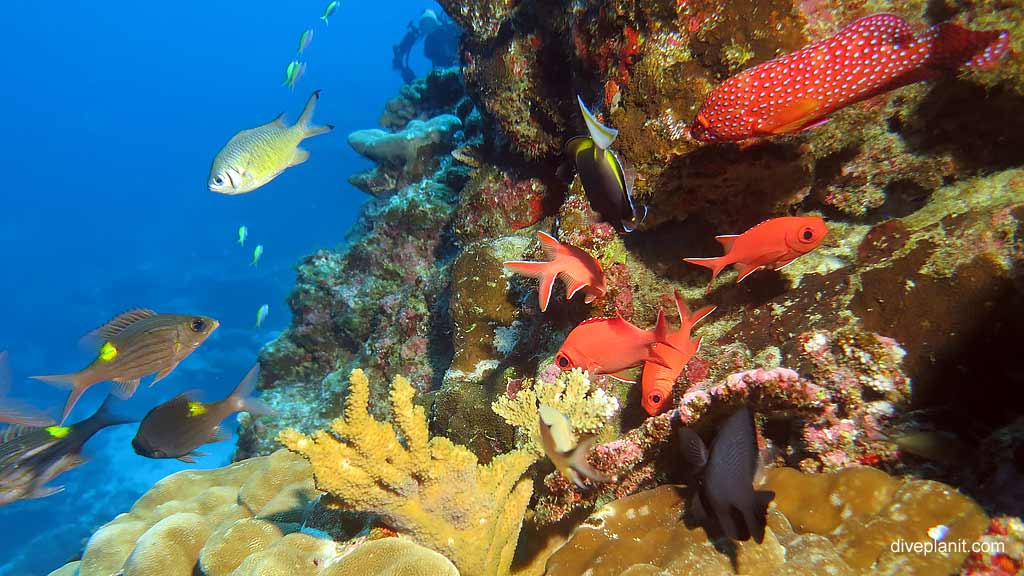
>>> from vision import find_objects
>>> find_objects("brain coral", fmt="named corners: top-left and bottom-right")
top-left (48, 449), bottom-right (461, 576)
top-left (545, 466), bottom-right (989, 575)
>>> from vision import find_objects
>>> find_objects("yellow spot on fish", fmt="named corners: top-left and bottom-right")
top-left (45, 426), bottom-right (71, 439)
top-left (187, 402), bottom-right (207, 417)
top-left (99, 342), bottom-right (118, 362)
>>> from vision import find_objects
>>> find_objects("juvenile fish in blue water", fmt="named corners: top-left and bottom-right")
top-left (538, 404), bottom-right (611, 489)
top-left (252, 244), bottom-right (264, 267)
top-left (0, 395), bottom-right (133, 507)
top-left (566, 96), bottom-right (647, 233)
top-left (298, 29), bottom-right (314, 54)
top-left (237, 225), bottom-right (248, 246)
top-left (282, 60), bottom-right (307, 90)
top-left (256, 304), bottom-right (269, 328)
top-left (321, 1), bottom-right (340, 25)
top-left (0, 352), bottom-right (53, 427)
top-left (132, 365), bottom-right (273, 463)
top-left (677, 406), bottom-right (775, 543)
top-left (209, 90), bottom-right (333, 195)
top-left (32, 309), bottom-right (218, 424)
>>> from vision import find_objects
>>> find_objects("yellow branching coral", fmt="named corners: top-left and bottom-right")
top-left (279, 369), bottom-right (538, 576)
top-left (491, 368), bottom-right (619, 456)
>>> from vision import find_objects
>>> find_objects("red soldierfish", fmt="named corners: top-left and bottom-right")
top-left (641, 292), bottom-right (715, 416)
top-left (684, 216), bottom-right (828, 290)
top-left (690, 13), bottom-right (1010, 142)
top-left (504, 231), bottom-right (607, 312)
top-left (555, 312), bottom-right (663, 382)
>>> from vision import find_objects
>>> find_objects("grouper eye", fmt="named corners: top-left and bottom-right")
top-left (190, 318), bottom-right (207, 332)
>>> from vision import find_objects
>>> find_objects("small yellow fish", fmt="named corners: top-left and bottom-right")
top-left (256, 304), bottom-right (269, 328)
top-left (237, 225), bottom-right (248, 246)
top-left (252, 244), bottom-right (264, 267)
top-left (209, 91), bottom-right (333, 195)
top-left (298, 29), bottom-right (314, 54)
top-left (538, 404), bottom-right (610, 489)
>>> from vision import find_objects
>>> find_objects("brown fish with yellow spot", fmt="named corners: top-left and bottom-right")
top-left (33, 309), bottom-right (218, 425)
top-left (0, 395), bottom-right (133, 507)
top-left (132, 365), bottom-right (273, 463)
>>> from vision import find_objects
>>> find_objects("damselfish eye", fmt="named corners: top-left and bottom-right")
top-left (557, 355), bottom-right (569, 368)
top-left (190, 318), bottom-right (207, 332)
top-left (801, 227), bottom-right (814, 242)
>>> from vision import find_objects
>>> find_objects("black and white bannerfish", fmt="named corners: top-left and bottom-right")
top-left (676, 406), bottom-right (775, 543)
top-left (565, 95), bottom-right (647, 233)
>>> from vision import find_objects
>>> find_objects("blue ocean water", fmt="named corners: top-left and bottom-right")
top-left (0, 1), bottom-right (439, 572)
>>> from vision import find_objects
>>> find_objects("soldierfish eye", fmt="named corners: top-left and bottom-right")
top-left (557, 355), bottom-right (569, 368)
top-left (190, 318), bottom-right (207, 332)
top-left (650, 393), bottom-right (662, 405)
top-left (800, 227), bottom-right (815, 242)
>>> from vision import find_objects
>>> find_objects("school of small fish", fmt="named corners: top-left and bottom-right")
top-left (0, 11), bottom-right (1011, 556)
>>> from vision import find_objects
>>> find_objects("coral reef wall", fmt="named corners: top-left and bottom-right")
top-left (238, 0), bottom-right (1024, 559)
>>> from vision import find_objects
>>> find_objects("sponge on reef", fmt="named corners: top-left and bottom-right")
top-left (280, 368), bottom-right (538, 576)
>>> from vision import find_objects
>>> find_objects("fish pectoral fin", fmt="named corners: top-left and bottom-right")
top-left (606, 369), bottom-right (638, 384)
top-left (28, 485), bottom-right (65, 500)
top-left (289, 148), bottom-right (310, 167)
top-left (177, 454), bottom-right (199, 464)
top-left (773, 256), bottom-right (799, 270)
top-left (112, 378), bottom-right (141, 399)
top-left (763, 98), bottom-right (822, 135)
top-left (152, 362), bottom-right (180, 385)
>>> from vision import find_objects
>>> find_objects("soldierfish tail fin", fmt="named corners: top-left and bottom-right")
top-left (577, 95), bottom-right (618, 150)
top-left (503, 261), bottom-right (556, 312)
top-left (30, 372), bottom-right (89, 426)
top-left (297, 89), bottom-right (334, 138)
top-left (923, 23), bottom-right (1010, 72)
top-left (227, 365), bottom-right (276, 416)
top-left (683, 257), bottom-right (728, 293)
top-left (674, 290), bottom-right (716, 332)
top-left (568, 435), bottom-right (613, 487)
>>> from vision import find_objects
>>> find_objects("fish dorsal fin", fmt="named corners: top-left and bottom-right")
top-left (0, 424), bottom-right (35, 443)
top-left (763, 98), bottom-right (822, 135)
top-left (715, 235), bottom-right (739, 252)
top-left (653, 309), bottom-right (670, 341)
top-left (577, 95), bottom-right (618, 150)
top-left (271, 112), bottom-right (287, 128)
top-left (87, 309), bottom-right (157, 343)
top-left (536, 231), bottom-right (564, 261)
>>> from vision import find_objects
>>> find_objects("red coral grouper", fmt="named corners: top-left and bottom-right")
top-left (641, 292), bottom-right (715, 416)
top-left (690, 13), bottom-right (1010, 142)
top-left (684, 216), bottom-right (828, 291)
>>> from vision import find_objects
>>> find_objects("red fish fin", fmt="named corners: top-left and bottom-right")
top-left (647, 342), bottom-right (678, 370)
top-left (112, 378), bottom-right (140, 399)
top-left (714, 234), bottom-right (739, 252)
top-left (924, 23), bottom-right (1010, 72)
top-left (673, 290), bottom-right (716, 332)
top-left (653, 309), bottom-right (669, 342)
top-left (505, 261), bottom-right (556, 311)
top-left (606, 369), bottom-right (638, 384)
top-left (774, 256), bottom-right (799, 271)
top-left (764, 98), bottom-right (822, 135)
top-left (798, 117), bottom-right (831, 132)
top-left (558, 271), bottom-right (588, 301)
top-left (735, 263), bottom-right (764, 283)
top-left (228, 365), bottom-right (276, 416)
top-left (536, 230), bottom-right (564, 260)
top-left (683, 257), bottom-right (728, 287)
